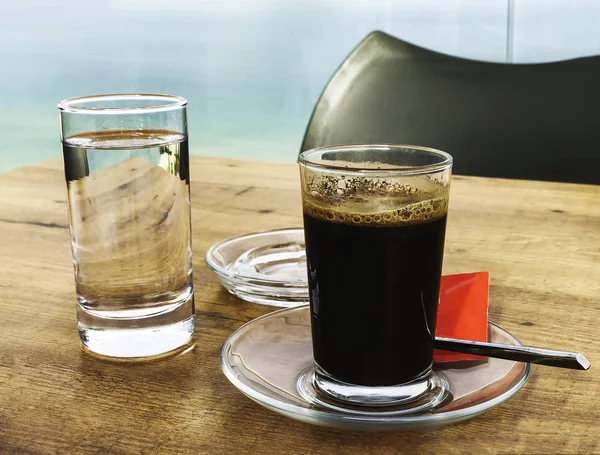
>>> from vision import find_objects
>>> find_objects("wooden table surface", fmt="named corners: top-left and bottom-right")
top-left (1, 156), bottom-right (599, 454)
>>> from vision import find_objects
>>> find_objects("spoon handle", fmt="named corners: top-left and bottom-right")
top-left (434, 337), bottom-right (590, 370)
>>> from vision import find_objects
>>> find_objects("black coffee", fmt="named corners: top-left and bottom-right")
top-left (303, 199), bottom-right (447, 387)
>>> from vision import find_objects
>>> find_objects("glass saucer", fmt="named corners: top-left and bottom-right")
top-left (220, 305), bottom-right (531, 431)
top-left (205, 228), bottom-right (308, 307)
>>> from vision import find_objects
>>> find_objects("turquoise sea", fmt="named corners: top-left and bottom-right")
top-left (1, 0), bottom-right (598, 172)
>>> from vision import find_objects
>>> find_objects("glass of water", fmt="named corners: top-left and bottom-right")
top-left (58, 94), bottom-right (195, 358)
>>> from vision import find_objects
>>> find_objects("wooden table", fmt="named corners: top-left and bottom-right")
top-left (1, 157), bottom-right (599, 454)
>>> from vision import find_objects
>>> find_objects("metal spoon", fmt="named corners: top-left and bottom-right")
top-left (434, 337), bottom-right (591, 370)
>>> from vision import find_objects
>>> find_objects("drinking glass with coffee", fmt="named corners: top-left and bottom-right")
top-left (299, 145), bottom-right (453, 410)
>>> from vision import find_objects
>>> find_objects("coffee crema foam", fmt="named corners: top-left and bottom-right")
top-left (303, 197), bottom-right (448, 227)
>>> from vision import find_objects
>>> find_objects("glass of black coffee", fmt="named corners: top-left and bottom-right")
top-left (299, 145), bottom-right (453, 409)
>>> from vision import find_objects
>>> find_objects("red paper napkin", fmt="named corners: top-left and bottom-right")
top-left (434, 272), bottom-right (489, 363)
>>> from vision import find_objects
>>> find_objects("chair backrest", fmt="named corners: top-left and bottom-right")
top-left (301, 31), bottom-right (600, 184)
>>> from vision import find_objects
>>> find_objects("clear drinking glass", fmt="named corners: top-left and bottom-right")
top-left (58, 94), bottom-right (195, 358)
top-left (299, 144), bottom-right (452, 410)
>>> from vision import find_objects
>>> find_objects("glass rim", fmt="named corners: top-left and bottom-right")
top-left (298, 144), bottom-right (453, 176)
top-left (57, 93), bottom-right (187, 115)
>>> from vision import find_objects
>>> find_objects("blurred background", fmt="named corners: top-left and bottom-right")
top-left (1, 0), bottom-right (599, 171)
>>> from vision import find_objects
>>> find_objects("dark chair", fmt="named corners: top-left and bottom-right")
top-left (301, 31), bottom-right (600, 184)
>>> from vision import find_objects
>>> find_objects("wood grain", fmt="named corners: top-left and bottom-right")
top-left (1, 156), bottom-right (599, 454)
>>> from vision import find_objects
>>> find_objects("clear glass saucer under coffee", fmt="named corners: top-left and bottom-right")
top-left (205, 228), bottom-right (308, 307)
top-left (220, 305), bottom-right (530, 431)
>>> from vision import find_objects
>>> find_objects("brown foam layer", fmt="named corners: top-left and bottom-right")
top-left (303, 197), bottom-right (448, 227)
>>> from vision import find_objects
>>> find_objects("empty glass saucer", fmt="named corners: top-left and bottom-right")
top-left (220, 305), bottom-right (531, 431)
top-left (205, 228), bottom-right (308, 307)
